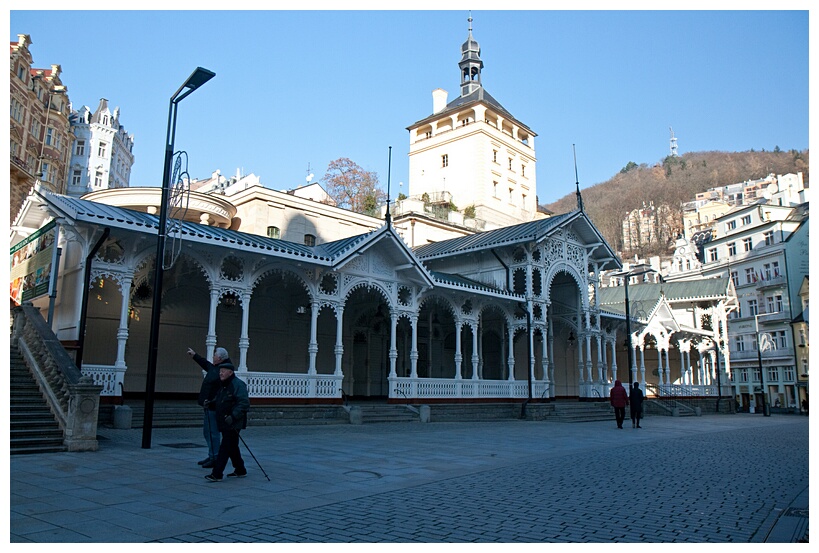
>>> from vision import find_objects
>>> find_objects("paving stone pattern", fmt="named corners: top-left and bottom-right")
top-left (10, 415), bottom-right (808, 543)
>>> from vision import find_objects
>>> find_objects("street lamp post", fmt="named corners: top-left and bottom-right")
top-left (142, 67), bottom-right (215, 449)
top-left (613, 265), bottom-right (663, 388)
top-left (754, 313), bottom-right (771, 417)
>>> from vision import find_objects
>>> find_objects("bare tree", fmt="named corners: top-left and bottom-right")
top-left (322, 157), bottom-right (385, 216)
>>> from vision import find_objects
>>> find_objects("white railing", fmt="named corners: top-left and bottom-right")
top-left (82, 364), bottom-right (126, 396)
top-left (243, 372), bottom-right (343, 398)
top-left (393, 377), bottom-right (548, 399)
top-left (655, 384), bottom-right (719, 397)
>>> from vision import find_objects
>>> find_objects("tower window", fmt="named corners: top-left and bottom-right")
top-left (266, 226), bottom-right (280, 239)
top-left (72, 170), bottom-right (82, 186)
top-left (75, 140), bottom-right (85, 156)
top-left (492, 150), bottom-right (498, 163)
top-left (304, 234), bottom-right (316, 247)
top-left (442, 154), bottom-right (448, 168)
top-left (508, 158), bottom-right (513, 171)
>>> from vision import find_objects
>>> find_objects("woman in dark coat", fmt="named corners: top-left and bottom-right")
top-left (630, 381), bottom-right (645, 428)
top-left (610, 380), bottom-right (629, 429)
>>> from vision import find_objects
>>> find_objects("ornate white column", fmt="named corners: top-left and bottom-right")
top-left (334, 305), bottom-right (344, 377)
top-left (664, 346), bottom-right (671, 385)
top-left (410, 315), bottom-right (419, 379)
top-left (206, 288), bottom-right (219, 362)
top-left (657, 348), bottom-right (664, 386)
top-left (389, 312), bottom-right (398, 379)
top-left (577, 332), bottom-right (584, 384)
top-left (680, 347), bottom-right (687, 384)
top-left (639, 345), bottom-right (646, 385)
top-left (548, 318), bottom-right (555, 396)
top-left (454, 318), bottom-right (463, 380)
top-left (471, 322), bottom-right (479, 380)
top-left (507, 327), bottom-right (515, 381)
top-left (596, 333), bottom-right (604, 383)
top-left (541, 330), bottom-right (549, 382)
top-left (114, 277), bottom-right (132, 369)
top-left (609, 339), bottom-right (618, 383)
top-left (307, 299), bottom-right (319, 376)
top-left (238, 292), bottom-right (251, 372)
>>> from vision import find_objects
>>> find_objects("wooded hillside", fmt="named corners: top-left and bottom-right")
top-left (542, 149), bottom-right (809, 257)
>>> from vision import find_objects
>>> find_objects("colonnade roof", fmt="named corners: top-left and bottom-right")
top-left (597, 279), bottom-right (734, 316)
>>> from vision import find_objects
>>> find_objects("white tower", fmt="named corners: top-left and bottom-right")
top-left (66, 98), bottom-right (135, 196)
top-left (406, 16), bottom-right (538, 229)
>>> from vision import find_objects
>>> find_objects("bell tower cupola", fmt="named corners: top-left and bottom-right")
top-left (459, 14), bottom-right (483, 97)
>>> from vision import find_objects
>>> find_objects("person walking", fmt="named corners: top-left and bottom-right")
top-left (630, 381), bottom-right (645, 428)
top-left (187, 346), bottom-right (232, 468)
top-left (610, 379), bottom-right (629, 429)
top-left (205, 361), bottom-right (250, 482)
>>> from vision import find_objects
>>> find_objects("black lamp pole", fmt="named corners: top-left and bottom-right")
top-left (142, 67), bottom-right (215, 449)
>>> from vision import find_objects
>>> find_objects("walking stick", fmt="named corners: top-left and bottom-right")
top-left (236, 430), bottom-right (271, 481)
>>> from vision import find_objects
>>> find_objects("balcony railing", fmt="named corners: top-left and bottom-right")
top-left (756, 275), bottom-right (787, 290)
top-left (729, 346), bottom-right (795, 360)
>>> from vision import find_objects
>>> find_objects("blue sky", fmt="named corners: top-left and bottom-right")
top-left (9, 8), bottom-right (810, 206)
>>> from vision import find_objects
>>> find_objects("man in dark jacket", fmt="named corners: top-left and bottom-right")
top-left (187, 346), bottom-right (231, 468)
top-left (630, 381), bottom-right (645, 428)
top-left (610, 379), bottom-right (629, 429)
top-left (205, 362), bottom-right (250, 482)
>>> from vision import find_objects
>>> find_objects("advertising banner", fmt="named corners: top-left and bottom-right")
top-left (10, 220), bottom-right (57, 305)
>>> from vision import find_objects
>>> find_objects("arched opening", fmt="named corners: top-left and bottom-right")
top-left (343, 286), bottom-right (391, 399)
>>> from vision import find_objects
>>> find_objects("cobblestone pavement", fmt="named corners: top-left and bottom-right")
top-left (9, 413), bottom-right (808, 543)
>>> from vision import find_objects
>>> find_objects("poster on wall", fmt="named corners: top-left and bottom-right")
top-left (10, 220), bottom-right (57, 305)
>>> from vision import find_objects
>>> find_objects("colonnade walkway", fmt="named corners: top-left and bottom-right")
top-left (10, 413), bottom-right (808, 543)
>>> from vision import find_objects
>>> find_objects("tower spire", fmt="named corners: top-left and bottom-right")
top-left (459, 12), bottom-right (483, 97)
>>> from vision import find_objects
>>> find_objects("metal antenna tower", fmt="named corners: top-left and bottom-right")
top-left (669, 126), bottom-right (679, 157)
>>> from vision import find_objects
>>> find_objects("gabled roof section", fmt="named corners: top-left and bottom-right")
top-left (36, 189), bottom-right (334, 262)
top-left (413, 211), bottom-right (574, 260)
top-left (321, 224), bottom-right (436, 288)
top-left (597, 279), bottom-right (734, 315)
top-left (429, 271), bottom-right (523, 300)
top-left (413, 209), bottom-right (620, 270)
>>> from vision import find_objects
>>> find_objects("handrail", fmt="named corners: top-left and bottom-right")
top-left (394, 388), bottom-right (420, 415)
top-left (12, 302), bottom-right (103, 451)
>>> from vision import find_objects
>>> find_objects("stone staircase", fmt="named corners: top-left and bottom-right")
top-left (348, 402), bottom-right (420, 423)
top-left (10, 345), bottom-right (67, 455)
top-left (545, 401), bottom-right (615, 423)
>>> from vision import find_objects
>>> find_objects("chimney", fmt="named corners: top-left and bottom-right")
top-left (432, 89), bottom-right (448, 114)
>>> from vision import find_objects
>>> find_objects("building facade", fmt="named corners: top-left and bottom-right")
top-left (66, 98), bottom-right (135, 196)
top-left (9, 34), bottom-right (73, 222)
top-left (666, 202), bottom-right (809, 411)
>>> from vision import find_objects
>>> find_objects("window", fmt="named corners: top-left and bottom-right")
top-left (30, 119), bottom-right (41, 138)
top-left (774, 331), bottom-right (787, 349)
top-left (788, 365), bottom-right (798, 381)
top-left (521, 193), bottom-right (526, 208)
top-left (730, 271), bottom-right (739, 287)
top-left (508, 188), bottom-right (514, 202)
top-left (266, 226), bottom-right (280, 239)
top-left (40, 162), bottom-right (50, 182)
top-left (94, 171), bottom-right (103, 187)
top-left (708, 248), bottom-right (718, 262)
top-left (734, 336), bottom-right (745, 352)
top-left (508, 158), bottom-right (513, 171)
top-left (739, 369), bottom-right (748, 383)
top-left (98, 142), bottom-right (107, 157)
top-left (75, 140), bottom-right (85, 156)
top-left (743, 237), bottom-right (753, 252)
top-left (10, 98), bottom-right (24, 123)
top-left (745, 268), bottom-right (755, 284)
top-left (45, 128), bottom-right (54, 146)
top-left (742, 215), bottom-right (752, 225)
top-left (17, 64), bottom-right (26, 81)
top-left (71, 170), bottom-right (82, 186)
top-left (441, 154), bottom-right (448, 168)
top-left (493, 181), bottom-right (498, 198)
top-left (747, 299), bottom-right (758, 317)
top-left (304, 234), bottom-right (316, 247)
top-left (728, 242), bottom-right (737, 256)
top-left (764, 230), bottom-right (774, 246)
top-left (767, 367), bottom-right (779, 382)
top-left (765, 295), bottom-right (783, 314)
top-left (726, 220), bottom-right (737, 231)
top-left (771, 261), bottom-right (780, 277)
top-left (752, 368), bottom-right (761, 382)
top-left (521, 164), bottom-right (526, 177)
top-left (492, 150), bottom-right (497, 163)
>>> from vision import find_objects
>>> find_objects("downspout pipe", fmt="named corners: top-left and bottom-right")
top-left (75, 227), bottom-right (110, 370)
top-left (491, 248), bottom-right (511, 292)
